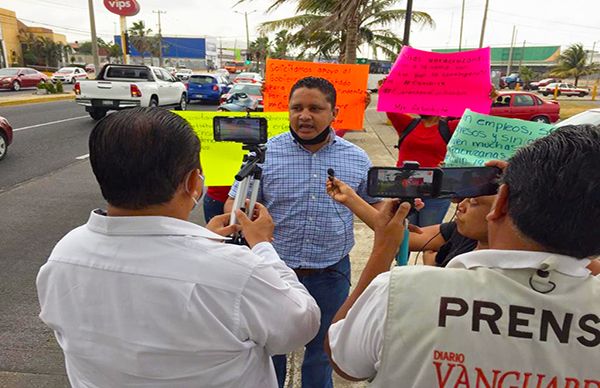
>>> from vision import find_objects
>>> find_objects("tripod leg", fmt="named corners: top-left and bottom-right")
top-left (246, 168), bottom-right (262, 219)
top-left (230, 176), bottom-right (250, 227)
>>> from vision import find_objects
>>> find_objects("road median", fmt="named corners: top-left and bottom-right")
top-left (0, 92), bottom-right (75, 107)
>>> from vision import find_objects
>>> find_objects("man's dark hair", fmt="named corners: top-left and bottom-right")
top-left (504, 124), bottom-right (600, 258)
top-left (289, 76), bottom-right (337, 108)
top-left (89, 107), bottom-right (200, 209)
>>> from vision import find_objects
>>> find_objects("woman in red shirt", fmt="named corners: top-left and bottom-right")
top-left (386, 112), bottom-right (459, 227)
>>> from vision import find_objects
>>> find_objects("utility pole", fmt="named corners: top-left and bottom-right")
top-left (506, 25), bottom-right (517, 75)
top-left (153, 10), bottom-right (166, 67)
top-left (459, 0), bottom-right (465, 51)
top-left (518, 39), bottom-right (526, 69)
top-left (590, 41), bottom-right (597, 65)
top-left (403, 0), bottom-right (414, 46)
top-left (87, 0), bottom-right (100, 74)
top-left (479, 0), bottom-right (490, 48)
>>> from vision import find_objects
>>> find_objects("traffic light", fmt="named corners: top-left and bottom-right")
top-left (245, 53), bottom-right (252, 65)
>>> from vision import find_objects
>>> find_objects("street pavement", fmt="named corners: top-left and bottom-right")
top-left (0, 97), bottom-right (398, 387)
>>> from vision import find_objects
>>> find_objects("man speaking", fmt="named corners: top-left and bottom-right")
top-left (36, 108), bottom-right (320, 387)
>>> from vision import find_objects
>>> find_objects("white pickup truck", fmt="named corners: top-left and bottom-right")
top-left (74, 64), bottom-right (188, 120)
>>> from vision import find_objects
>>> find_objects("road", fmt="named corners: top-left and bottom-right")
top-left (0, 84), bottom-right (75, 99)
top-left (0, 100), bottom-right (216, 386)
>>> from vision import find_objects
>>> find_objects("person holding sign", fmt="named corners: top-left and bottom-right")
top-left (226, 77), bottom-right (382, 388)
top-left (327, 124), bottom-right (600, 386)
top-left (386, 110), bottom-right (459, 227)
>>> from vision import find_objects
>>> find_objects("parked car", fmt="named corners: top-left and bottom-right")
top-left (529, 78), bottom-right (559, 91)
top-left (75, 64), bottom-right (187, 120)
top-left (490, 91), bottom-right (560, 123)
top-left (219, 83), bottom-right (263, 111)
top-left (0, 115), bottom-right (13, 161)
top-left (233, 72), bottom-right (262, 84)
top-left (0, 67), bottom-right (49, 91)
top-left (186, 74), bottom-right (231, 104)
top-left (499, 73), bottom-right (522, 89)
top-left (175, 68), bottom-right (193, 80)
top-left (555, 108), bottom-right (600, 128)
top-left (51, 67), bottom-right (89, 84)
top-left (539, 82), bottom-right (589, 97)
top-left (218, 92), bottom-right (259, 112)
top-left (165, 67), bottom-right (177, 77)
top-left (84, 64), bottom-right (96, 74)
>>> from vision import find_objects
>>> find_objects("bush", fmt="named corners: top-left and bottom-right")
top-left (37, 81), bottom-right (58, 94)
top-left (55, 80), bottom-right (63, 93)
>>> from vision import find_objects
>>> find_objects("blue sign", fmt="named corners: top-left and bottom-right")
top-left (115, 36), bottom-right (206, 59)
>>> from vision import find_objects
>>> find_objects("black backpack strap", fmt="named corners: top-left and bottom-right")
top-left (395, 118), bottom-right (422, 149)
top-left (438, 119), bottom-right (452, 144)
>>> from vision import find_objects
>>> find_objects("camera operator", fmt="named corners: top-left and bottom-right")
top-left (226, 77), bottom-right (383, 388)
top-left (326, 125), bottom-right (600, 386)
top-left (36, 108), bottom-right (320, 387)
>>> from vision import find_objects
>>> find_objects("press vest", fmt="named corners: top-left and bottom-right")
top-left (370, 265), bottom-right (600, 387)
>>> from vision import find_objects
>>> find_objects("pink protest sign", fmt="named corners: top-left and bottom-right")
top-left (378, 47), bottom-right (491, 117)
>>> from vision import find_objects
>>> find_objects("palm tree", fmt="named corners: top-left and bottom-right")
top-left (272, 30), bottom-right (291, 59)
top-left (249, 36), bottom-right (271, 74)
top-left (550, 43), bottom-right (598, 86)
top-left (241, 0), bottom-right (433, 63)
top-left (128, 21), bottom-right (154, 63)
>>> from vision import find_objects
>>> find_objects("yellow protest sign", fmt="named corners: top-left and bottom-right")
top-left (175, 111), bottom-right (289, 186)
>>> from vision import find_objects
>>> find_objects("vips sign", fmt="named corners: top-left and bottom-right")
top-left (103, 0), bottom-right (140, 16)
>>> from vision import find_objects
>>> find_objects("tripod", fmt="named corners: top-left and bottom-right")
top-left (229, 144), bottom-right (267, 245)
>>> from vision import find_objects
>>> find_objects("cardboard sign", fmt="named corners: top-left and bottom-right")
top-left (378, 47), bottom-right (492, 117)
top-left (175, 111), bottom-right (289, 186)
top-left (443, 109), bottom-right (555, 167)
top-left (264, 59), bottom-right (369, 130)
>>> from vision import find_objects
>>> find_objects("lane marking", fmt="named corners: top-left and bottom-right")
top-left (13, 115), bottom-right (89, 132)
top-left (76, 154), bottom-right (89, 160)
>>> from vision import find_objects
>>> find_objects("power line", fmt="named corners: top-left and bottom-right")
top-left (18, 18), bottom-right (113, 36)
top-left (19, 0), bottom-right (86, 10)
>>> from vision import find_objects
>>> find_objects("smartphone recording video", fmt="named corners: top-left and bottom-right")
top-left (367, 167), bottom-right (442, 198)
top-left (438, 166), bottom-right (502, 199)
top-left (213, 116), bottom-right (268, 145)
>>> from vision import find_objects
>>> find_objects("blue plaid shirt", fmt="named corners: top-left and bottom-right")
top-left (229, 130), bottom-right (379, 268)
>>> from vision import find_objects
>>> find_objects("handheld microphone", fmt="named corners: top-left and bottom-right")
top-left (327, 168), bottom-right (335, 181)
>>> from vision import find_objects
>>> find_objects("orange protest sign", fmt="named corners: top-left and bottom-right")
top-left (263, 59), bottom-right (370, 130)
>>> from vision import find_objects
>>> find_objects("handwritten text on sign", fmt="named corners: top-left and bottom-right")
top-left (378, 47), bottom-right (492, 117)
top-left (443, 109), bottom-right (554, 167)
top-left (175, 111), bottom-right (289, 186)
top-left (264, 59), bottom-right (369, 130)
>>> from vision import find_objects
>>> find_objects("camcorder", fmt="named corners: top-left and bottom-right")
top-left (367, 162), bottom-right (501, 199)
top-left (213, 116), bottom-right (268, 145)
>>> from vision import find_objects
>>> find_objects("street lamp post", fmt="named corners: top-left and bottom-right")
top-left (402, 0), bottom-right (413, 46)
top-left (234, 10), bottom-right (256, 57)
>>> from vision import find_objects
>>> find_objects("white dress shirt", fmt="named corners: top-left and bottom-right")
top-left (328, 250), bottom-right (595, 383)
top-left (37, 210), bottom-right (320, 387)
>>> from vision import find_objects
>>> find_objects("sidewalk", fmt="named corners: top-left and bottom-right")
top-left (0, 92), bottom-right (74, 107)
top-left (285, 103), bottom-right (400, 388)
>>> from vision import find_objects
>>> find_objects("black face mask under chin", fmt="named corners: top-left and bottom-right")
top-left (290, 126), bottom-right (332, 145)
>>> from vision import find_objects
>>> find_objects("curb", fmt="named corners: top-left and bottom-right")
top-left (0, 93), bottom-right (75, 107)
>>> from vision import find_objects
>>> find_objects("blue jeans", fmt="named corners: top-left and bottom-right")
top-left (203, 195), bottom-right (225, 223)
top-left (408, 198), bottom-right (451, 227)
top-left (273, 256), bottom-right (351, 388)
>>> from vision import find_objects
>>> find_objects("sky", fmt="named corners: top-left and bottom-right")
top-left (3, 0), bottom-right (600, 57)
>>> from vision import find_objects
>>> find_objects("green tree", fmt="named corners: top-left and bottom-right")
top-left (242, 0), bottom-right (433, 63)
top-left (519, 66), bottom-right (535, 88)
top-left (249, 36), bottom-right (271, 74)
top-left (105, 42), bottom-right (124, 63)
top-left (272, 30), bottom-right (291, 59)
top-left (550, 43), bottom-right (598, 86)
top-left (128, 21), bottom-right (154, 62)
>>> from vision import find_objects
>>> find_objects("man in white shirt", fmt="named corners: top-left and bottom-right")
top-left (327, 124), bottom-right (600, 386)
top-left (36, 107), bottom-right (320, 388)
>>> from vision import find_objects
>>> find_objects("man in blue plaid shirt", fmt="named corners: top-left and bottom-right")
top-left (226, 77), bottom-right (383, 388)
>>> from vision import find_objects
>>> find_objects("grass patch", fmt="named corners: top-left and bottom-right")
top-left (559, 101), bottom-right (599, 120)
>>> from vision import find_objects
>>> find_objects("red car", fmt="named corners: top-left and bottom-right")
top-left (0, 67), bottom-right (49, 91)
top-left (490, 91), bottom-right (560, 123)
top-left (0, 115), bottom-right (13, 161)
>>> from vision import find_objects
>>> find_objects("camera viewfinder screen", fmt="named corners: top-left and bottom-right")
top-left (216, 117), bottom-right (263, 143)
top-left (374, 169), bottom-right (436, 197)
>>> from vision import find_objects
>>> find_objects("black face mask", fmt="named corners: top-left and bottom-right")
top-left (290, 126), bottom-right (332, 145)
